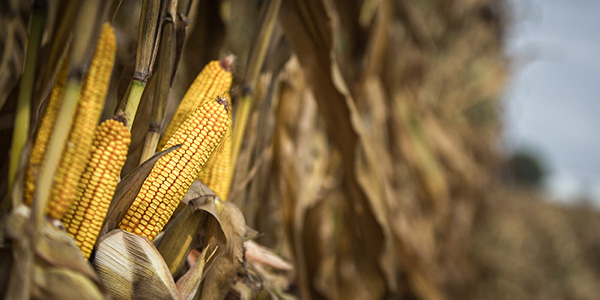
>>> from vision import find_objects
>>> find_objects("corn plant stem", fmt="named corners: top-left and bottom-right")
top-left (7, 3), bottom-right (46, 203)
top-left (13, 1), bottom-right (106, 297)
top-left (4, 5), bottom-right (46, 298)
top-left (135, 0), bottom-right (161, 79)
top-left (138, 73), bottom-right (158, 162)
top-left (230, 0), bottom-right (281, 174)
top-left (140, 2), bottom-right (177, 163)
top-left (123, 79), bottom-right (147, 130)
top-left (140, 131), bottom-right (160, 163)
top-left (118, 0), bottom-right (161, 130)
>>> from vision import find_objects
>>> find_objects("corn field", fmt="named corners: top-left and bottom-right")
top-left (2, 0), bottom-right (600, 299)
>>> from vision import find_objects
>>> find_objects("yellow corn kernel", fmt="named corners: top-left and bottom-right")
top-left (158, 58), bottom-right (232, 150)
top-left (197, 96), bottom-right (232, 200)
top-left (24, 56), bottom-right (70, 206)
top-left (119, 97), bottom-right (231, 240)
top-left (61, 118), bottom-right (131, 258)
top-left (46, 23), bottom-right (116, 219)
top-left (199, 131), bottom-right (232, 200)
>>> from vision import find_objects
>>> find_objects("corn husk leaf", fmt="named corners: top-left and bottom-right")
top-left (155, 202), bottom-right (204, 277)
top-left (94, 229), bottom-right (180, 300)
top-left (156, 180), bottom-right (247, 299)
top-left (174, 247), bottom-right (212, 300)
top-left (156, 180), bottom-right (246, 299)
top-left (244, 240), bottom-right (292, 271)
top-left (278, 1), bottom-right (393, 298)
top-left (32, 265), bottom-right (104, 300)
top-left (189, 193), bottom-right (247, 300)
top-left (4, 206), bottom-right (104, 300)
top-left (3, 205), bottom-right (33, 299)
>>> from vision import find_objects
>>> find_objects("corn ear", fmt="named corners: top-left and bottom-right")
top-left (24, 56), bottom-right (69, 206)
top-left (197, 95), bottom-right (232, 201)
top-left (119, 97), bottom-right (231, 241)
top-left (158, 59), bottom-right (232, 149)
top-left (37, 23), bottom-right (116, 219)
top-left (62, 118), bottom-right (131, 258)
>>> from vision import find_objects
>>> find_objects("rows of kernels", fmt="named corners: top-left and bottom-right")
top-left (198, 122), bottom-right (232, 201)
top-left (24, 57), bottom-right (70, 206)
top-left (158, 60), bottom-right (232, 149)
top-left (61, 119), bottom-right (130, 258)
top-left (119, 98), bottom-right (230, 240)
top-left (46, 23), bottom-right (116, 219)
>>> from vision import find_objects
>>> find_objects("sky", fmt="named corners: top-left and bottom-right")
top-left (503, 0), bottom-right (600, 204)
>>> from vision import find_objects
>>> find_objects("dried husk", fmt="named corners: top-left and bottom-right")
top-left (94, 229), bottom-right (181, 300)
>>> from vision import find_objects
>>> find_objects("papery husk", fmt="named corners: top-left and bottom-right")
top-left (94, 229), bottom-right (181, 300)
top-left (157, 181), bottom-right (227, 278)
top-left (192, 199), bottom-right (247, 300)
top-left (4, 206), bottom-right (104, 300)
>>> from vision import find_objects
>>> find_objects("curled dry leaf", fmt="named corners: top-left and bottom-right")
top-left (4, 205), bottom-right (104, 300)
top-left (156, 180), bottom-right (226, 278)
top-left (279, 0), bottom-right (391, 298)
top-left (34, 218), bottom-right (98, 281)
top-left (190, 199), bottom-right (247, 300)
top-left (154, 185), bottom-right (249, 300)
top-left (175, 247), bottom-right (213, 300)
top-left (33, 265), bottom-right (103, 300)
top-left (155, 203), bottom-right (203, 278)
top-left (94, 229), bottom-right (180, 300)
top-left (244, 240), bottom-right (293, 271)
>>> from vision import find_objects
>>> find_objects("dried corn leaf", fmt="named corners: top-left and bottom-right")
top-left (5, 206), bottom-right (103, 300)
top-left (279, 0), bottom-right (391, 298)
top-left (191, 199), bottom-right (246, 300)
top-left (3, 206), bottom-right (33, 300)
top-left (244, 240), bottom-right (292, 271)
top-left (34, 218), bottom-right (98, 281)
top-left (156, 181), bottom-right (225, 277)
top-left (156, 203), bottom-right (202, 277)
top-left (156, 181), bottom-right (248, 299)
top-left (94, 229), bottom-right (181, 300)
top-left (32, 265), bottom-right (103, 300)
top-left (175, 247), bottom-right (211, 300)
top-left (35, 1), bottom-right (81, 110)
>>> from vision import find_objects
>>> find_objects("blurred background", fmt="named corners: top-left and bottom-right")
top-left (503, 0), bottom-right (600, 205)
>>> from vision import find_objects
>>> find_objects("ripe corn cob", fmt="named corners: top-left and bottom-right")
top-left (158, 58), bottom-right (232, 150)
top-left (198, 130), bottom-right (232, 200)
top-left (197, 95), bottom-right (232, 201)
top-left (24, 56), bottom-right (69, 206)
top-left (119, 97), bottom-right (231, 240)
top-left (32, 23), bottom-right (116, 219)
top-left (62, 118), bottom-right (131, 258)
